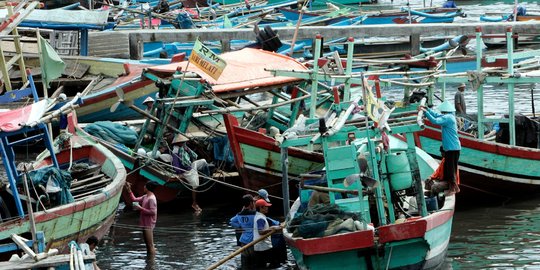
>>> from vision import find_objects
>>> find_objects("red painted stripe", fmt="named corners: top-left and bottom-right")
top-left (286, 229), bottom-right (375, 255)
top-left (223, 114), bottom-right (244, 168)
top-left (418, 125), bottom-right (540, 160)
top-left (234, 127), bottom-right (324, 162)
top-left (378, 209), bottom-right (454, 243)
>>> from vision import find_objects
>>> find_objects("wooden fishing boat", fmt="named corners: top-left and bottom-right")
top-left (223, 114), bottom-right (325, 197)
top-left (417, 27), bottom-right (540, 197)
top-left (278, 7), bottom-right (464, 24)
top-left (0, 91), bottom-right (126, 258)
top-left (82, 47), bottom-right (313, 204)
top-left (284, 135), bottom-right (454, 269)
top-left (269, 36), bottom-right (454, 269)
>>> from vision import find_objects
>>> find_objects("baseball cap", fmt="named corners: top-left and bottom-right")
top-left (258, 189), bottom-right (270, 203)
top-left (255, 199), bottom-right (272, 208)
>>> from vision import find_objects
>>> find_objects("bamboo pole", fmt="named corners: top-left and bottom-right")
top-left (207, 226), bottom-right (282, 270)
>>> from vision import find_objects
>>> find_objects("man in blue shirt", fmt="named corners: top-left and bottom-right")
top-left (420, 101), bottom-right (461, 194)
top-left (442, 0), bottom-right (457, 8)
top-left (230, 194), bottom-right (257, 269)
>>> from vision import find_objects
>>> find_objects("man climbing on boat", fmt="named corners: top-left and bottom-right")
top-left (171, 133), bottom-right (209, 213)
top-left (420, 101), bottom-right (461, 195)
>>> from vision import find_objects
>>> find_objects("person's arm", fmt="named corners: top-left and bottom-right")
top-left (257, 218), bottom-right (272, 235)
top-left (424, 109), bottom-right (449, 126)
top-left (230, 215), bottom-right (240, 228)
top-left (138, 197), bottom-right (157, 216)
top-left (125, 183), bottom-right (143, 202)
top-left (186, 146), bottom-right (198, 160)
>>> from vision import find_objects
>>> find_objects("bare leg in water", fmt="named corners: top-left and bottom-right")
top-left (143, 228), bottom-right (156, 256)
top-left (192, 191), bottom-right (202, 213)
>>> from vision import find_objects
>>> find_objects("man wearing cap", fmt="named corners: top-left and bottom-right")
top-left (420, 101), bottom-right (461, 194)
top-left (253, 199), bottom-right (282, 268)
top-left (454, 83), bottom-right (467, 116)
top-left (171, 133), bottom-right (209, 213)
top-left (230, 194), bottom-right (257, 269)
top-left (254, 189), bottom-right (270, 203)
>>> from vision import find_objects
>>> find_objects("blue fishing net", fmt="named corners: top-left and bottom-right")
top-left (84, 121), bottom-right (138, 146)
top-left (25, 166), bottom-right (74, 206)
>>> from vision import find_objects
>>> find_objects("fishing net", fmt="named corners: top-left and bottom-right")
top-left (84, 121), bottom-right (138, 146)
top-left (26, 166), bottom-right (74, 206)
top-left (288, 204), bottom-right (359, 239)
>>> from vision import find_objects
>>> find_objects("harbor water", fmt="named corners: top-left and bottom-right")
top-left (92, 197), bottom-right (540, 269)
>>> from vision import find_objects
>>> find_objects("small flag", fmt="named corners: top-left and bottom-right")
top-left (190, 39), bottom-right (227, 80)
top-left (363, 78), bottom-right (394, 130)
top-left (38, 35), bottom-right (66, 88)
top-left (223, 15), bottom-right (232, 28)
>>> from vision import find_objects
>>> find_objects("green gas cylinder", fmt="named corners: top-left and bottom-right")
top-left (386, 151), bottom-right (413, 191)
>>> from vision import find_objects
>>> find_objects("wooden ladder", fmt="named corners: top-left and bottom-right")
top-left (0, 1), bottom-right (39, 93)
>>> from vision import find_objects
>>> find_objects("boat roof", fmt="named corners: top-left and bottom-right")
top-left (0, 9), bottom-right (111, 30)
top-left (0, 100), bottom-right (50, 133)
top-left (148, 48), bottom-right (308, 93)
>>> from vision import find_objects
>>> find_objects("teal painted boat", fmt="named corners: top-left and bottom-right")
top-left (260, 36), bottom-right (456, 269)
top-left (419, 27), bottom-right (540, 197)
top-left (0, 98), bottom-right (126, 257)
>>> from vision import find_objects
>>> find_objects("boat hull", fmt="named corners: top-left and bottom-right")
top-left (287, 196), bottom-right (454, 270)
top-left (224, 114), bottom-right (324, 196)
top-left (0, 125), bottom-right (125, 257)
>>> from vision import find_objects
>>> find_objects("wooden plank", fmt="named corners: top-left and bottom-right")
top-left (63, 61), bottom-right (91, 79)
top-left (0, 254), bottom-right (95, 270)
top-left (71, 173), bottom-right (105, 188)
top-left (71, 177), bottom-right (111, 192)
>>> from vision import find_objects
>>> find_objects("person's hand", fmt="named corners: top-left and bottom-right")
top-left (418, 105), bottom-right (427, 112)
top-left (124, 182), bottom-right (132, 193)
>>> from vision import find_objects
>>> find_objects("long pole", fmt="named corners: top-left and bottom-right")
top-left (288, 4), bottom-right (306, 57)
top-left (207, 226), bottom-right (282, 270)
top-left (22, 168), bottom-right (38, 254)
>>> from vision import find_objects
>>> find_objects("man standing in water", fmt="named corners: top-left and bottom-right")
top-left (230, 194), bottom-right (257, 269)
top-left (420, 101), bottom-right (461, 194)
top-left (454, 83), bottom-right (467, 116)
top-left (126, 181), bottom-right (158, 256)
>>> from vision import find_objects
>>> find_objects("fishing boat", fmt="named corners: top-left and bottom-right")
top-left (278, 7), bottom-right (464, 24)
top-left (81, 47), bottom-right (314, 204)
top-left (283, 130), bottom-right (454, 269)
top-left (223, 114), bottom-right (325, 197)
top-left (267, 36), bottom-right (455, 269)
top-left (417, 27), bottom-right (540, 197)
top-left (0, 76), bottom-right (126, 258)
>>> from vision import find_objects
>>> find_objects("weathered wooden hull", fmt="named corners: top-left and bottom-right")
top-left (0, 123), bottom-right (126, 255)
top-left (224, 114), bottom-right (324, 196)
top-left (285, 137), bottom-right (454, 270)
top-left (287, 211), bottom-right (453, 269)
top-left (417, 124), bottom-right (540, 196)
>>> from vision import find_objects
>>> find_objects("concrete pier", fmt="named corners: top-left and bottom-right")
top-left (90, 22), bottom-right (540, 59)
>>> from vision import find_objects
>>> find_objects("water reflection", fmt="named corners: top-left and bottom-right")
top-left (449, 199), bottom-right (540, 268)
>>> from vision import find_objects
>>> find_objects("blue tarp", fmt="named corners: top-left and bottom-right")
top-left (84, 121), bottom-right (138, 146)
top-left (26, 167), bottom-right (74, 205)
